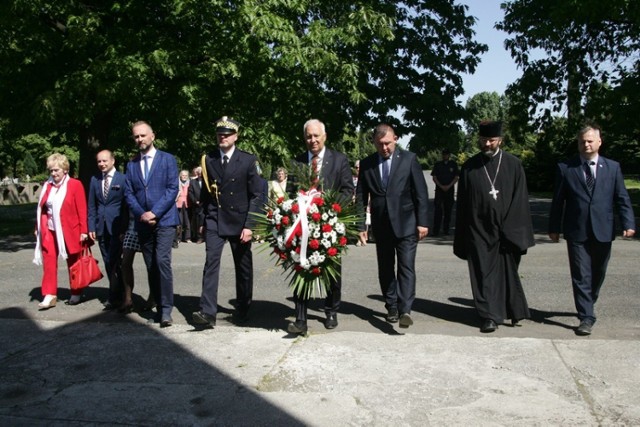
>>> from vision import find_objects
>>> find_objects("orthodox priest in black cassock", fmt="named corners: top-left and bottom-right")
top-left (453, 121), bottom-right (535, 333)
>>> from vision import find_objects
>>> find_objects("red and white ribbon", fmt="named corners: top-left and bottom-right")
top-left (284, 188), bottom-right (320, 267)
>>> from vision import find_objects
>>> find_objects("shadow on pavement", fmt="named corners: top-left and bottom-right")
top-left (0, 306), bottom-right (304, 425)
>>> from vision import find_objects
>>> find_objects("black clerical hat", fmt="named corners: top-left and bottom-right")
top-left (478, 120), bottom-right (503, 138)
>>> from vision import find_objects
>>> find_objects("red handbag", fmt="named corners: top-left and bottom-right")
top-left (69, 244), bottom-right (104, 290)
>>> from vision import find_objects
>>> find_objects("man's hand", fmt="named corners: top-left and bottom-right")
top-left (141, 211), bottom-right (156, 224)
top-left (240, 228), bottom-right (253, 243)
top-left (623, 229), bottom-right (635, 238)
top-left (89, 232), bottom-right (97, 241)
top-left (548, 232), bottom-right (560, 242)
top-left (417, 226), bottom-right (428, 240)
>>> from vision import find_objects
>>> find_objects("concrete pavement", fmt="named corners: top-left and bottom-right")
top-left (1, 202), bottom-right (639, 425)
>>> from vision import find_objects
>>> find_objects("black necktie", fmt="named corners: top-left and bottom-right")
top-left (584, 161), bottom-right (595, 192)
top-left (222, 155), bottom-right (228, 172)
top-left (382, 158), bottom-right (390, 188)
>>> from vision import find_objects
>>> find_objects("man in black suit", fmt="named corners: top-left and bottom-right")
top-left (188, 166), bottom-right (205, 243)
top-left (356, 123), bottom-right (429, 328)
top-left (192, 117), bottom-right (264, 327)
top-left (287, 119), bottom-right (354, 335)
top-left (88, 149), bottom-right (128, 310)
top-left (549, 124), bottom-right (635, 335)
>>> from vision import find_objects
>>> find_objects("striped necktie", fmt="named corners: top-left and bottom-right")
top-left (103, 174), bottom-right (110, 200)
top-left (584, 161), bottom-right (594, 193)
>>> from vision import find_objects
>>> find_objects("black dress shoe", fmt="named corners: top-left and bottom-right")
top-left (118, 303), bottom-right (134, 314)
top-left (324, 313), bottom-right (338, 329)
top-left (576, 320), bottom-right (593, 336)
top-left (160, 316), bottom-right (173, 328)
top-left (480, 319), bottom-right (498, 333)
top-left (141, 298), bottom-right (157, 312)
top-left (192, 311), bottom-right (216, 327)
top-left (511, 319), bottom-right (522, 327)
top-left (287, 320), bottom-right (308, 335)
top-left (233, 307), bottom-right (249, 324)
top-left (386, 308), bottom-right (399, 323)
top-left (102, 301), bottom-right (119, 311)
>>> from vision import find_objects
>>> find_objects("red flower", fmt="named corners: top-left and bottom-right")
top-left (267, 209), bottom-right (273, 219)
top-left (308, 239), bottom-right (320, 250)
top-left (332, 203), bottom-right (342, 213)
top-left (339, 236), bottom-right (348, 246)
top-left (281, 216), bottom-right (290, 226)
top-left (279, 252), bottom-right (288, 260)
top-left (273, 247), bottom-right (281, 255)
top-left (295, 246), bottom-right (301, 253)
top-left (312, 197), bottom-right (324, 206)
top-left (327, 247), bottom-right (338, 256)
top-left (311, 267), bottom-right (321, 276)
top-left (277, 196), bottom-right (285, 204)
top-left (294, 264), bottom-right (304, 272)
top-left (311, 212), bottom-right (321, 222)
top-left (275, 224), bottom-right (281, 231)
top-left (322, 224), bottom-right (333, 233)
top-left (291, 203), bottom-right (300, 214)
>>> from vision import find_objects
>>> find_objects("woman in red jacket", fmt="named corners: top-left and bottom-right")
top-left (33, 153), bottom-right (89, 309)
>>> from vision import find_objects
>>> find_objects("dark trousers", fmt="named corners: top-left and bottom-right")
top-left (374, 216), bottom-right (417, 315)
top-left (433, 188), bottom-right (454, 234)
top-left (200, 217), bottom-right (253, 316)
top-left (293, 274), bottom-right (341, 322)
top-left (177, 205), bottom-right (191, 241)
top-left (191, 207), bottom-right (204, 241)
top-left (566, 239), bottom-right (612, 323)
top-left (138, 226), bottom-right (175, 319)
top-left (97, 229), bottom-right (123, 303)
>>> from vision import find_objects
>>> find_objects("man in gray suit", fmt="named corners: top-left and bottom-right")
top-left (356, 123), bottom-right (429, 328)
top-left (549, 124), bottom-right (635, 335)
top-left (287, 119), bottom-right (354, 335)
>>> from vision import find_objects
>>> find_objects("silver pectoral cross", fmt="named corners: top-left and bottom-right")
top-left (489, 186), bottom-right (499, 200)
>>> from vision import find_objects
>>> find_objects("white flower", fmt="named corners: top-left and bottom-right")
top-left (321, 238), bottom-right (332, 248)
top-left (334, 222), bottom-right (345, 234)
top-left (274, 213), bottom-right (283, 224)
top-left (308, 251), bottom-right (325, 266)
top-left (299, 259), bottom-right (311, 270)
top-left (329, 216), bottom-right (338, 225)
top-left (291, 252), bottom-right (300, 263)
top-left (277, 236), bottom-right (286, 250)
top-left (281, 200), bottom-right (294, 212)
top-left (321, 212), bottom-right (329, 221)
top-left (313, 230), bottom-right (321, 239)
top-left (309, 204), bottom-right (319, 214)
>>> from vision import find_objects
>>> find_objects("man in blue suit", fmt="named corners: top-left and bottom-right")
top-left (192, 117), bottom-right (264, 328)
top-left (356, 123), bottom-right (429, 329)
top-left (125, 121), bottom-right (180, 327)
top-left (88, 150), bottom-right (128, 310)
top-left (549, 124), bottom-right (635, 336)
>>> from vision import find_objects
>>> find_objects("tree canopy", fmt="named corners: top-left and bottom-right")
top-left (0, 0), bottom-right (486, 182)
top-left (498, 0), bottom-right (640, 167)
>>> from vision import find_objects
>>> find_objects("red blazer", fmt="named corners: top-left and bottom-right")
top-left (40, 177), bottom-right (88, 255)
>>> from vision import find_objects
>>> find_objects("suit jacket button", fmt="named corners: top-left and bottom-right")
top-left (230, 192), bottom-right (233, 195)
